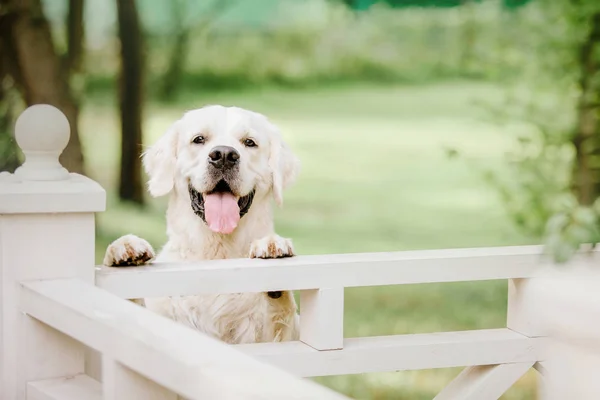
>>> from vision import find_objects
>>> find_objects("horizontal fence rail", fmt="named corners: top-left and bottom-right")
top-left (92, 245), bottom-right (599, 396)
top-left (20, 278), bottom-right (349, 400)
top-left (236, 328), bottom-right (542, 377)
top-left (96, 245), bottom-right (551, 299)
top-left (28, 374), bottom-right (102, 400)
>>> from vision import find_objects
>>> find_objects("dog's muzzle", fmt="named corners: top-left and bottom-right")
top-left (188, 183), bottom-right (255, 225)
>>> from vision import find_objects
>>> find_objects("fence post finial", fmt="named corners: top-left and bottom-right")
top-left (14, 104), bottom-right (70, 181)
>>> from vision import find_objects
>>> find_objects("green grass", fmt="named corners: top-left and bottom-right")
top-left (83, 81), bottom-right (538, 399)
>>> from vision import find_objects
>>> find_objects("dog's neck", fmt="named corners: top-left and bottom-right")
top-left (161, 189), bottom-right (274, 261)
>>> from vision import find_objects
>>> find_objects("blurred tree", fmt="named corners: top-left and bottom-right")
top-left (159, 0), bottom-right (189, 101)
top-left (476, 0), bottom-right (600, 262)
top-left (158, 0), bottom-right (240, 101)
top-left (0, 41), bottom-right (20, 172)
top-left (459, 0), bottom-right (476, 73)
top-left (571, 10), bottom-right (600, 206)
top-left (64, 0), bottom-right (85, 77)
top-left (339, 0), bottom-right (532, 8)
top-left (0, 0), bottom-right (85, 174)
top-left (116, 0), bottom-right (145, 205)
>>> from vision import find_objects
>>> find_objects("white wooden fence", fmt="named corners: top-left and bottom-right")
top-left (0, 104), bottom-right (597, 399)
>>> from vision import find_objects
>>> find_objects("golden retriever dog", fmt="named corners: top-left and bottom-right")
top-left (103, 105), bottom-right (300, 344)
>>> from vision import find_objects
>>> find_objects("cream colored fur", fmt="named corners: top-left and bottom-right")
top-left (103, 105), bottom-right (300, 344)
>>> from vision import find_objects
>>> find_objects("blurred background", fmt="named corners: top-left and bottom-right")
top-left (2, 0), bottom-right (600, 398)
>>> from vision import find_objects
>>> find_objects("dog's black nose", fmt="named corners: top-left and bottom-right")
top-left (208, 146), bottom-right (240, 169)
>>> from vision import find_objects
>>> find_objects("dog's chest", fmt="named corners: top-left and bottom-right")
top-left (173, 238), bottom-right (248, 261)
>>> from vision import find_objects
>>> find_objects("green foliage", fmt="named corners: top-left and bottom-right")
top-left (0, 85), bottom-right (23, 173)
top-left (479, 84), bottom-right (575, 236)
top-left (544, 195), bottom-right (600, 263)
top-left (81, 0), bottom-right (532, 94)
top-left (476, 0), bottom-right (600, 263)
top-left (342, 0), bottom-right (532, 9)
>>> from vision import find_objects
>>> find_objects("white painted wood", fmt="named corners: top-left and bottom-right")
top-left (531, 271), bottom-right (600, 343)
top-left (0, 105), bottom-right (106, 399)
top-left (433, 362), bottom-right (534, 400)
top-left (13, 104), bottom-right (70, 181)
top-left (0, 105), bottom-right (105, 214)
top-left (96, 245), bottom-right (550, 299)
top-left (300, 288), bottom-right (344, 350)
top-left (85, 349), bottom-right (102, 383)
top-left (539, 339), bottom-right (600, 400)
top-left (529, 269), bottom-right (600, 399)
top-left (103, 358), bottom-right (177, 400)
top-left (0, 173), bottom-right (106, 214)
top-left (20, 278), bottom-right (349, 400)
top-left (1, 214), bottom-right (101, 399)
top-left (237, 328), bottom-right (540, 377)
top-left (20, 316), bottom-right (84, 392)
top-left (507, 278), bottom-right (546, 338)
top-left (27, 374), bottom-right (101, 400)
top-left (533, 362), bottom-right (548, 376)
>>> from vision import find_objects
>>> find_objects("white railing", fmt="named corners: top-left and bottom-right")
top-left (526, 268), bottom-right (600, 400)
top-left (96, 246), bottom-right (546, 378)
top-left (22, 278), bottom-right (348, 400)
top-left (2, 104), bottom-right (599, 400)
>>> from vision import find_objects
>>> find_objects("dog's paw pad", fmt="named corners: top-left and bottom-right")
top-left (103, 234), bottom-right (155, 267)
top-left (249, 235), bottom-right (294, 259)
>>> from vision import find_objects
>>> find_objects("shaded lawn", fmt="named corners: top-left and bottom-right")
top-left (84, 81), bottom-right (538, 399)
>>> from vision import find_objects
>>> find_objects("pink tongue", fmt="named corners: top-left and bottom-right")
top-left (204, 192), bottom-right (240, 234)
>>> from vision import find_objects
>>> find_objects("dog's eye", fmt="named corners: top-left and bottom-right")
top-left (243, 138), bottom-right (257, 148)
top-left (192, 136), bottom-right (205, 145)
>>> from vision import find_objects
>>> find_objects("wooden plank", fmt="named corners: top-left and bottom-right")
top-left (507, 278), bottom-right (545, 337)
top-left (531, 271), bottom-right (600, 345)
top-left (27, 374), bottom-right (102, 400)
top-left (540, 339), bottom-right (600, 400)
top-left (1, 213), bottom-right (97, 399)
top-left (20, 279), bottom-right (349, 400)
top-left (300, 288), bottom-right (344, 350)
top-left (96, 245), bottom-right (550, 299)
top-left (433, 362), bottom-right (534, 400)
top-left (529, 269), bottom-right (600, 399)
top-left (102, 359), bottom-right (177, 400)
top-left (236, 328), bottom-right (541, 377)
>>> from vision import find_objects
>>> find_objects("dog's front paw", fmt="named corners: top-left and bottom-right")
top-left (103, 234), bottom-right (155, 267)
top-left (249, 235), bottom-right (294, 259)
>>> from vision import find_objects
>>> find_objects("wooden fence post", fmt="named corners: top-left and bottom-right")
top-left (300, 287), bottom-right (344, 351)
top-left (507, 277), bottom-right (548, 398)
top-left (0, 105), bottom-right (105, 399)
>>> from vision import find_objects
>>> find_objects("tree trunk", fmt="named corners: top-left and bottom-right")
top-left (459, 0), bottom-right (476, 73)
top-left (65, 0), bottom-right (84, 76)
top-left (0, 40), bottom-right (20, 173)
top-left (159, 0), bottom-right (189, 101)
top-left (159, 28), bottom-right (189, 101)
top-left (572, 11), bottom-right (600, 206)
top-left (0, 87), bottom-right (20, 173)
top-left (0, 0), bottom-right (85, 174)
top-left (116, 0), bottom-right (145, 205)
top-left (158, 0), bottom-right (240, 100)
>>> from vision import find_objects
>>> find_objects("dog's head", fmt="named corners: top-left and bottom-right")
top-left (142, 105), bottom-right (300, 234)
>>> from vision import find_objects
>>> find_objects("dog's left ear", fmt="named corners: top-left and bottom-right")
top-left (267, 122), bottom-right (300, 206)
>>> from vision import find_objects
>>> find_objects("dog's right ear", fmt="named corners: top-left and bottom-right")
top-left (142, 121), bottom-right (179, 197)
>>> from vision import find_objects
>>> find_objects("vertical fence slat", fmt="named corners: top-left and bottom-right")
top-left (300, 287), bottom-right (344, 350)
top-left (507, 278), bottom-right (545, 337)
